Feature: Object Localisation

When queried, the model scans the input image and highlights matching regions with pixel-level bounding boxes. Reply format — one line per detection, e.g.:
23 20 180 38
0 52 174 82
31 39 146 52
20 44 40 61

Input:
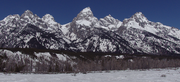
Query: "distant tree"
48 66 52 72
15 64 20 72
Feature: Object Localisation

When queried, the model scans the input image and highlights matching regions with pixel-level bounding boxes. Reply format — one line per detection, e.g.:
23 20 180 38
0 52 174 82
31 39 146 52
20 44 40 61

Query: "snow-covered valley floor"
1 68 180 82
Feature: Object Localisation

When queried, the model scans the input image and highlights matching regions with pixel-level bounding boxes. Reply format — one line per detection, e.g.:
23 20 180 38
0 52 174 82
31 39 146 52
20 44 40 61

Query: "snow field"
0 68 180 82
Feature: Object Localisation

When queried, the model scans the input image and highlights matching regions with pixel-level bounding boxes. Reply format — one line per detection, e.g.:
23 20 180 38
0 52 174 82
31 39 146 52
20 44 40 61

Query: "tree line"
1 48 180 73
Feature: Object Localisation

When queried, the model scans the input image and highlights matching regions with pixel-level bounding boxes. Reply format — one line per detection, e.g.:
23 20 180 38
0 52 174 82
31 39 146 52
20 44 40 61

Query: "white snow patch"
34 52 51 60
116 55 124 59
129 59 134 62
42 14 56 24
24 35 34 43
50 44 58 49
61 23 70 34
126 20 158 34
63 38 71 44
169 29 180 39
81 7 91 13
56 54 67 61
98 26 109 30
76 20 91 27
69 33 77 41
105 55 112 57
117 21 122 27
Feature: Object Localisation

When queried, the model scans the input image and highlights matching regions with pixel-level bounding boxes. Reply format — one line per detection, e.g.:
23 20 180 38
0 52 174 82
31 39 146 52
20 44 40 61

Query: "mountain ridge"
0 7 180 56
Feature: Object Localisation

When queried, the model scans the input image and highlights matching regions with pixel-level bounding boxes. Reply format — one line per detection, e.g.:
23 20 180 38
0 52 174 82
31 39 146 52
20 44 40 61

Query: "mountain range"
1 7 180 56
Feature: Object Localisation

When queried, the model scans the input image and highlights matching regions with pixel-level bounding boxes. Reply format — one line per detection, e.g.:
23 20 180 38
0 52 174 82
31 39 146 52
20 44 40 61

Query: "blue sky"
1 0 180 28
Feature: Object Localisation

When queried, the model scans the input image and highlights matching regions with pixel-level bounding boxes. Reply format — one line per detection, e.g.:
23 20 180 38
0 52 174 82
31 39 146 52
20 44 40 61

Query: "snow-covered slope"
0 10 69 50
116 12 180 55
0 7 180 55
42 14 61 32
99 14 122 31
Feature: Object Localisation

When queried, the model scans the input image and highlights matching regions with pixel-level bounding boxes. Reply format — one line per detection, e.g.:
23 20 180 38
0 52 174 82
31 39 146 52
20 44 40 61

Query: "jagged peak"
23 10 33 15
13 14 20 17
42 14 56 23
132 12 145 18
21 10 34 18
25 10 33 13
43 14 53 17
81 7 92 13
5 14 20 18
42 14 59 26
104 14 121 22
2 14 20 21
131 12 148 22
73 7 97 22
104 14 114 19
42 14 54 20
135 12 143 15
108 14 112 17
77 7 94 17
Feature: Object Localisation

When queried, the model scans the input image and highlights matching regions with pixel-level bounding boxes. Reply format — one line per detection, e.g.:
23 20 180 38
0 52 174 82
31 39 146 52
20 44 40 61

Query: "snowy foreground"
1 68 180 82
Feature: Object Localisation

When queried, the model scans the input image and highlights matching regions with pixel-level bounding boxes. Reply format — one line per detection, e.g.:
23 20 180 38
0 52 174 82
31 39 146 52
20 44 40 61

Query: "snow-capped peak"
134 12 143 16
1 7 180 56
108 14 112 17
131 12 148 22
81 7 92 13
104 14 118 23
0 14 20 26
104 14 113 20
20 10 35 19
77 7 94 18
3 14 20 20
98 14 122 31
41 14 61 31
21 10 33 16
72 7 98 27
42 14 55 23
24 10 33 14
